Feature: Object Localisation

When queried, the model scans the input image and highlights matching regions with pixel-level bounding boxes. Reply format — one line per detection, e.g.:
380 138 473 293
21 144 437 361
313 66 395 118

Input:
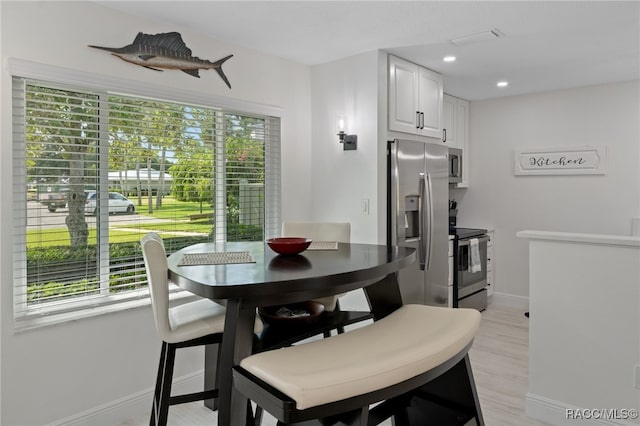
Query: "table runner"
178 252 255 266
307 241 338 250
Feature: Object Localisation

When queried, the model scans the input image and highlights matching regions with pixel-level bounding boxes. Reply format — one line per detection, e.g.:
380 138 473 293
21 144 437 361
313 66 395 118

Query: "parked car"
85 192 135 215
39 187 68 212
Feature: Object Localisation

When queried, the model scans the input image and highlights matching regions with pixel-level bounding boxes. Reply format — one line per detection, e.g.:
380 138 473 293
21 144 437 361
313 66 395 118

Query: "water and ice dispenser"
404 195 419 239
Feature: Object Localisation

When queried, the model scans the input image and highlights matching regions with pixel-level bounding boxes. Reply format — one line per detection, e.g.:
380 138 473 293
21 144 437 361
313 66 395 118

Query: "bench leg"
396 355 484 426
323 405 369 426
462 355 484 426
272 406 369 426
345 406 369 426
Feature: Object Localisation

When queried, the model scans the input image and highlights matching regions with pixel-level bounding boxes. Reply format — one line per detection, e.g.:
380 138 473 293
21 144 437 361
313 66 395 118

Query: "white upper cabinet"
417 67 443 138
442 94 469 150
443 93 470 187
442 94 458 147
388 55 443 140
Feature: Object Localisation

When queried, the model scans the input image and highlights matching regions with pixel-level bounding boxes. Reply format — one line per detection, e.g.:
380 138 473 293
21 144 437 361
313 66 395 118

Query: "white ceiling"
96 1 640 100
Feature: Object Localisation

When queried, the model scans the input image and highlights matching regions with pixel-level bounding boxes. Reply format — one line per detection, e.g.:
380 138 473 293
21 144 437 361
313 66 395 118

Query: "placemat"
307 241 338 250
178 252 255 266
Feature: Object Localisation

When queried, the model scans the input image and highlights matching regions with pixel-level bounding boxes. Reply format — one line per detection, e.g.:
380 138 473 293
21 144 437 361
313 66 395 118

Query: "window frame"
9 59 282 331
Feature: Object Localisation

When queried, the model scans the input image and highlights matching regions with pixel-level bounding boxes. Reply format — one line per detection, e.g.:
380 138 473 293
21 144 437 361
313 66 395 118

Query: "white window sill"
13 289 200 334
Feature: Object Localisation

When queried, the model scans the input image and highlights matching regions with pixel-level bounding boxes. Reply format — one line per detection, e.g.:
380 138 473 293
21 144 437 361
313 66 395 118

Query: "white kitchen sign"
514 145 607 175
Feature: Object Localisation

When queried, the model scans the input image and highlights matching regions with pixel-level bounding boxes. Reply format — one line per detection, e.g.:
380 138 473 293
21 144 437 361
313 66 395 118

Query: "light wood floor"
118 303 550 426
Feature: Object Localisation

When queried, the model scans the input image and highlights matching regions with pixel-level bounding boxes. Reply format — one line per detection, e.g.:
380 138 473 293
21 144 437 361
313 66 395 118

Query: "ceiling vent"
450 28 505 46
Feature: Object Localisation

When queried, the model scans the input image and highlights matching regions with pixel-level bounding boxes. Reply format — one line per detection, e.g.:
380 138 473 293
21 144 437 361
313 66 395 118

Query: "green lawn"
28 196 215 247
126 195 211 218
27 227 142 246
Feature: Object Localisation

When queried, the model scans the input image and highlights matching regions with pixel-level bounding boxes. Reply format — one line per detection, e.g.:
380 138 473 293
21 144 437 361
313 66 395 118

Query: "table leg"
216 299 257 426
364 273 404 320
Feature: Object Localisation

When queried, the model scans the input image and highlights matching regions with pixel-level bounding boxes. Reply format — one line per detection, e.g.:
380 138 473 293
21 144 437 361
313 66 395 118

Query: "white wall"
308 50 384 244
0 2 312 424
453 81 640 300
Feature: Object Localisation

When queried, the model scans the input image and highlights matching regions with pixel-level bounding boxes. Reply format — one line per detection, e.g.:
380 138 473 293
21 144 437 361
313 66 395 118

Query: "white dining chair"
281 222 351 312
141 232 262 425
279 222 373 339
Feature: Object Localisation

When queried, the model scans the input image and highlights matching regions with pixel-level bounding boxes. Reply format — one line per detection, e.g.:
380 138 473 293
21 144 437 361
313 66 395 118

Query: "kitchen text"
529 156 586 168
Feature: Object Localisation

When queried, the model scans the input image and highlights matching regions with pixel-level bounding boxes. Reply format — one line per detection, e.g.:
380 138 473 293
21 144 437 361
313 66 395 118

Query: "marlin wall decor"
89 32 233 89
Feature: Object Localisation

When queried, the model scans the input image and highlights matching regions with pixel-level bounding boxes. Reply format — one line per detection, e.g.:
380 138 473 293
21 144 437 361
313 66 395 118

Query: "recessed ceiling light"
443 56 456 63
497 81 509 88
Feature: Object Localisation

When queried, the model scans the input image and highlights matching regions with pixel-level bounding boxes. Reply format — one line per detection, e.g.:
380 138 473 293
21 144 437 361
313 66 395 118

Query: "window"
12 77 281 326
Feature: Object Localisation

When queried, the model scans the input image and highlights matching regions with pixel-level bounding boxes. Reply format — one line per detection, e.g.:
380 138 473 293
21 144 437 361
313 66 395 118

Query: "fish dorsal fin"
131 32 193 57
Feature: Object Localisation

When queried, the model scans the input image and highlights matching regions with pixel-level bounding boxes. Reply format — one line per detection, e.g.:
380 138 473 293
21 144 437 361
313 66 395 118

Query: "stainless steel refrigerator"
387 139 450 307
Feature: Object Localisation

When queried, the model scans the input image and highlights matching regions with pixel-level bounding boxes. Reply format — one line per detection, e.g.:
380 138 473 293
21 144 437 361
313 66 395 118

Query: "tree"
224 114 266 223
26 85 99 249
169 106 217 210
170 150 214 212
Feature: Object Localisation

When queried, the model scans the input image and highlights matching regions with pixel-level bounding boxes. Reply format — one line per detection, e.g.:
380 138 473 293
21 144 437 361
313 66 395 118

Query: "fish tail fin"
212 54 233 89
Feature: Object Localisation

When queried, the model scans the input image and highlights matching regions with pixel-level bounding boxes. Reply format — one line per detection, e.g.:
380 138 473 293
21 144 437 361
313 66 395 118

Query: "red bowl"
266 237 312 255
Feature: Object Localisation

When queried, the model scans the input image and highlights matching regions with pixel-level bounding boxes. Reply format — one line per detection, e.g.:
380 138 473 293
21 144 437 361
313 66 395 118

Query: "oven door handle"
457 235 490 247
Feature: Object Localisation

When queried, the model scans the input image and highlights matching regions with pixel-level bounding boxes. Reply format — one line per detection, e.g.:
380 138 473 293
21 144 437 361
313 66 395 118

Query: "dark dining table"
167 241 416 426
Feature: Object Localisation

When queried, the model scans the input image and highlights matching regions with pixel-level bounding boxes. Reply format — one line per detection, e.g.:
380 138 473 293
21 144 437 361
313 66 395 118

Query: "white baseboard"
526 393 639 426
49 370 205 426
489 291 529 310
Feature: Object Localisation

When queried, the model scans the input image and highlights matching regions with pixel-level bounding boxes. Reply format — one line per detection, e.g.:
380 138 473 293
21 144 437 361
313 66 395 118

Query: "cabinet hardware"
443 128 447 142
416 111 420 129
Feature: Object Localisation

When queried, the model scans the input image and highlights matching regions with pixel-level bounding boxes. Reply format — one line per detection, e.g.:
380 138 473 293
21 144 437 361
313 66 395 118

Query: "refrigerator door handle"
418 176 426 270
423 172 434 270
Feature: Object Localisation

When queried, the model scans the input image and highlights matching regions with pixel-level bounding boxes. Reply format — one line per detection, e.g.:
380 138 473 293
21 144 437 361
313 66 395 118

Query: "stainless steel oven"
452 228 488 311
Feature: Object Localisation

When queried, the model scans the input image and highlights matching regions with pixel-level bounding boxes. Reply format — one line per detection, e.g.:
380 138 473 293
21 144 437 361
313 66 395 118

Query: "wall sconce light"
336 116 357 151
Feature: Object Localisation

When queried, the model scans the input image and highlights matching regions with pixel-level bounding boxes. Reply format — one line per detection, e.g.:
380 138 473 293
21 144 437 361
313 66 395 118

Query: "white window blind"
12 77 281 322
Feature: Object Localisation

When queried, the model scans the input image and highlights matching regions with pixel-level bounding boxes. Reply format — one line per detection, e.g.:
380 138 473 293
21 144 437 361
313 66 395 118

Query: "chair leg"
150 341 176 426
150 342 167 426
203 342 221 411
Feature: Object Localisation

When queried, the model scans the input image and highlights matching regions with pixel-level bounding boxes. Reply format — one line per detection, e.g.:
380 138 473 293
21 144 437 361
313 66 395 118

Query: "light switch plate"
361 199 370 215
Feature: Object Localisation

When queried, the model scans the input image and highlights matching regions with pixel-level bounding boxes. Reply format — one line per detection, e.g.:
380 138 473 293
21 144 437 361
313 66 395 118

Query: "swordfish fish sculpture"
89 32 233 89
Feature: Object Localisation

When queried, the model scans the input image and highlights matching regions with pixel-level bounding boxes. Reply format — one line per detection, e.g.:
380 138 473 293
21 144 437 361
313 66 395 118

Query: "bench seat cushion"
239 304 481 410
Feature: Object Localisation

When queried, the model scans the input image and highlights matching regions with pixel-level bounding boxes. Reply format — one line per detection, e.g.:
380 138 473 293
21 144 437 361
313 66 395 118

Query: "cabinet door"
388 56 419 134
486 231 494 296
456 98 468 150
457 98 470 187
418 67 443 139
442 94 458 147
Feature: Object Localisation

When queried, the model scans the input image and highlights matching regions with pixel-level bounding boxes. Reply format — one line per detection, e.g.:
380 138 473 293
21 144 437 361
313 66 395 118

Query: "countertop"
517 230 640 247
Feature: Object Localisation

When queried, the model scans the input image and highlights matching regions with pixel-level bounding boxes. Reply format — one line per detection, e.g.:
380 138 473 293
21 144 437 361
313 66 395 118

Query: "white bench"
234 304 484 425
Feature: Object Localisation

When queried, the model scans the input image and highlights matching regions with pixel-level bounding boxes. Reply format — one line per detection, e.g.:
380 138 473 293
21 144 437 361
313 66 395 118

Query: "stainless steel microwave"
449 148 462 184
